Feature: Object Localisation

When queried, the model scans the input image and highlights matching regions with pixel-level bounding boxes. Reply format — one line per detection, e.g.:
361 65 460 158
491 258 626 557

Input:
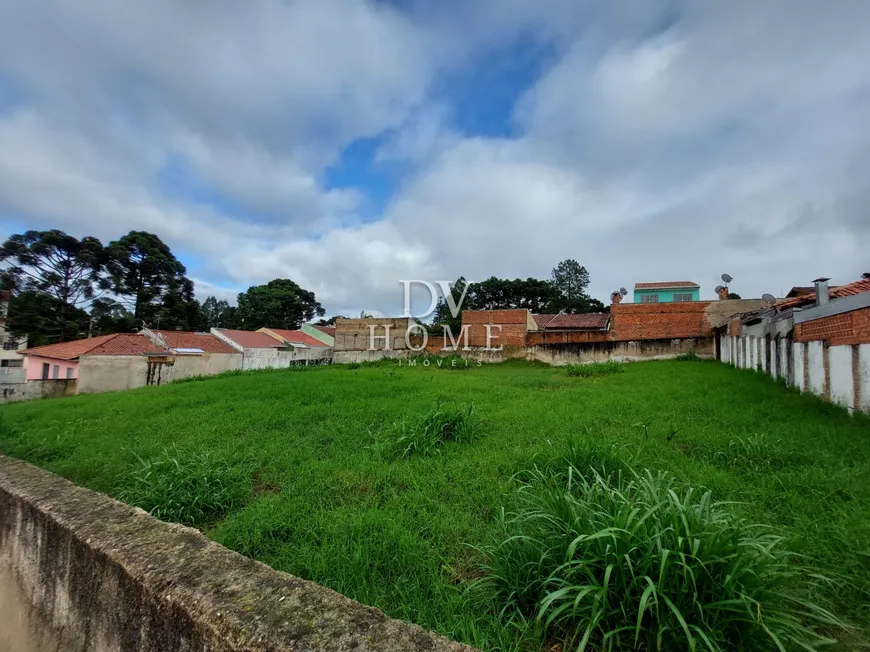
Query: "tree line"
431 259 605 332
0 230 324 346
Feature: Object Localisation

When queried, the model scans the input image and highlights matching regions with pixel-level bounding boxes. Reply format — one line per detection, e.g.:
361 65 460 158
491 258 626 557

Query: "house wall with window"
23 355 79 381
633 282 700 304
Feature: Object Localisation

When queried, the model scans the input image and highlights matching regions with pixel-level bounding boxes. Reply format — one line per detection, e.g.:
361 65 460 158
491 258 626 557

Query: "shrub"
476 465 840 651
566 361 625 378
346 362 362 370
675 352 701 361
375 403 481 460
115 446 251 526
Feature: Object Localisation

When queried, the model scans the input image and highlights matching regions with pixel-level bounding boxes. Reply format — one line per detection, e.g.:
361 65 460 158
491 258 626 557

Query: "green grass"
566 361 626 377
1 360 869 650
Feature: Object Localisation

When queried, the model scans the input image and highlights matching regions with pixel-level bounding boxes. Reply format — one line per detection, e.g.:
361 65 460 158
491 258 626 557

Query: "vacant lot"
1 360 868 650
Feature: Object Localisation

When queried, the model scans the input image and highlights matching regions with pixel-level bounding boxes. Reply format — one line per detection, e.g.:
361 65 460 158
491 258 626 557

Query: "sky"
1 0 868 318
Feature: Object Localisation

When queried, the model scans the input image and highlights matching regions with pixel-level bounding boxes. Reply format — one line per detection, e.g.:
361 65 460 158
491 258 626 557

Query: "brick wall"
462 309 530 347
794 307 870 346
610 302 713 341
525 330 611 345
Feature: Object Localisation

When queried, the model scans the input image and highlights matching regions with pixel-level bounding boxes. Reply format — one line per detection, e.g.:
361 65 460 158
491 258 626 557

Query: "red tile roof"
635 281 699 290
533 313 610 330
215 329 283 349
776 278 870 309
262 329 329 347
152 330 240 354
20 333 158 360
312 325 336 337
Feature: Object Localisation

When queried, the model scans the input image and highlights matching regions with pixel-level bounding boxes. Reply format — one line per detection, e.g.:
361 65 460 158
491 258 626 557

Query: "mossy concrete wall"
0 455 475 652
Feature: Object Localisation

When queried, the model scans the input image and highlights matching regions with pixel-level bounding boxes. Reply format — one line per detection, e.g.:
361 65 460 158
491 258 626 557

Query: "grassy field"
1 359 868 650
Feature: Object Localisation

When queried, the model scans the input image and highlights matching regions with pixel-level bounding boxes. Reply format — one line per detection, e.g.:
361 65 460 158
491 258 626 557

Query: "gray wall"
0 379 77 404
721 332 870 413
0 455 474 652
242 346 332 370
78 353 242 394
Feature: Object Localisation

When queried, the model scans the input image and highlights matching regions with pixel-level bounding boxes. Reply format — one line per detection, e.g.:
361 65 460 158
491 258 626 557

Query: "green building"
633 281 700 303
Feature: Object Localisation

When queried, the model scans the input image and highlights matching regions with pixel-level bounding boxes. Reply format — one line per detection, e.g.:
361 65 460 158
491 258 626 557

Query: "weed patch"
565 361 625 377
374 403 481 460
674 351 701 361
115 446 251 526
476 464 842 651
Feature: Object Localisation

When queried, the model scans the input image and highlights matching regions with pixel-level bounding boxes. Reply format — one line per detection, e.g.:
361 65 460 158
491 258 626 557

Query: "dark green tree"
315 316 338 326
6 291 90 346
728 292 742 300
89 298 137 336
235 279 324 330
200 296 237 329
0 230 108 341
549 259 596 313
106 231 197 328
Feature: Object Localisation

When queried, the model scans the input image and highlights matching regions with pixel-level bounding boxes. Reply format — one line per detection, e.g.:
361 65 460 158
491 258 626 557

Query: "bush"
374 403 481 460
476 465 840 651
566 361 625 378
115 446 251 526
675 352 701 361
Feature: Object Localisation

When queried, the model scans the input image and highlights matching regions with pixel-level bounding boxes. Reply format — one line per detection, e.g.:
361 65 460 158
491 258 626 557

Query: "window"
673 293 694 302
639 294 659 303
66 367 74 379
42 362 50 380
3 340 19 350
52 365 60 379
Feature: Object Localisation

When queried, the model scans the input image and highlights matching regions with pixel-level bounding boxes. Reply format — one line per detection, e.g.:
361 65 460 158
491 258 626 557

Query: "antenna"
762 293 777 305
619 287 628 296
714 285 725 294
721 273 733 284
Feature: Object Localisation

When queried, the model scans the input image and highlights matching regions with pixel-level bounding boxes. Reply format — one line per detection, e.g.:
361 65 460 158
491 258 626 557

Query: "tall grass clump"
374 403 481 460
476 465 840 651
565 361 625 378
115 446 251 526
675 351 701 361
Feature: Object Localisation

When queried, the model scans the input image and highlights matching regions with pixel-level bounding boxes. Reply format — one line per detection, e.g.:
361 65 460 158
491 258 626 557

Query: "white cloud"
1 0 869 316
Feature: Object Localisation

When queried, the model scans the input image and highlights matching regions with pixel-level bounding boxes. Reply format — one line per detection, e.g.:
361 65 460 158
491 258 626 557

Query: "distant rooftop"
635 281 700 290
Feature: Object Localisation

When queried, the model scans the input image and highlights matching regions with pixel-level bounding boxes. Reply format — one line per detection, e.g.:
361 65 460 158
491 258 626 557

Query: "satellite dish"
714 285 725 293
619 287 628 296
721 273 733 284
762 293 777 305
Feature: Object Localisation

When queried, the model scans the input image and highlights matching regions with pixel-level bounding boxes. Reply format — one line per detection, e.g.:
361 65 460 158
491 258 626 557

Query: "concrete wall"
78 353 243 394
242 346 332 370
0 455 473 652
720 332 870 414
334 318 413 352
0 380 77 404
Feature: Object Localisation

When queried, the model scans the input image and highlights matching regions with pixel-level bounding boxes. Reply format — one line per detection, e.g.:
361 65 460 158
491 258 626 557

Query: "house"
19 333 162 381
0 290 27 373
215 327 332 369
634 281 700 304
721 276 870 412
301 324 336 346
257 328 332 349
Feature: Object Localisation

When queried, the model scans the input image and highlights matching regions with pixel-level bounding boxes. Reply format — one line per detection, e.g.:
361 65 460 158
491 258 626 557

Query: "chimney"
813 277 830 306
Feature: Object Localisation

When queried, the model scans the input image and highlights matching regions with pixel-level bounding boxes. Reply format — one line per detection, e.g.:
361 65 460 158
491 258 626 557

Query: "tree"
316 316 338 326
89 298 137 336
728 292 742 300
151 278 202 331
200 296 236 329
106 231 193 326
550 259 596 313
0 230 108 341
6 291 90 347
235 279 324 330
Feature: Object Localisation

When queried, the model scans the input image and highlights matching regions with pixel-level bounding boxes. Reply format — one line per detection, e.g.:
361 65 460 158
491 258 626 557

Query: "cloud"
1 0 868 316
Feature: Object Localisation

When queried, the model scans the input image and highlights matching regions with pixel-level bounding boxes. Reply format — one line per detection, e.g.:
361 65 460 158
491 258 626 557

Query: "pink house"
21 334 161 380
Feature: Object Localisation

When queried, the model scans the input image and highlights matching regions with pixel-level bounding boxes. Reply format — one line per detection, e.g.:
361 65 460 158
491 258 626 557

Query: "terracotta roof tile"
20 334 124 360
775 278 870 309
533 313 609 330
215 329 283 349
262 329 330 347
312 325 336 337
87 334 164 356
635 281 699 290
152 330 240 354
